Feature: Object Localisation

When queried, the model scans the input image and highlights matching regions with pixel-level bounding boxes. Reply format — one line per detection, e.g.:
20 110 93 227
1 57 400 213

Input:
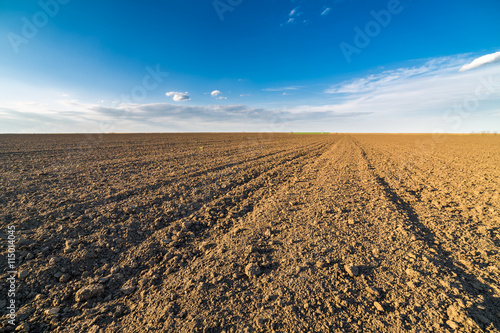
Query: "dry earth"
1 133 500 333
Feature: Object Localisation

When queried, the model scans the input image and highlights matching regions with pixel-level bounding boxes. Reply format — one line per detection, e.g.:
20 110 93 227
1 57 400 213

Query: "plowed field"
1 133 499 332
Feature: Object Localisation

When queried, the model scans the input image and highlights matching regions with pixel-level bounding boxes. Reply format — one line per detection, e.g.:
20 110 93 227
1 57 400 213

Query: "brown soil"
1 133 499 333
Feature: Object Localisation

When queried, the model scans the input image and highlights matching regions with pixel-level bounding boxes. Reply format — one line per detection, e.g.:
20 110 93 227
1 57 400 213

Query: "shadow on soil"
375 174 500 331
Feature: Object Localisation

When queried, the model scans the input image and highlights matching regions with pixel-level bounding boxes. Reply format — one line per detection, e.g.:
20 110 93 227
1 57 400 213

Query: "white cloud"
321 8 331 16
282 6 302 25
459 51 500 72
210 90 227 100
166 91 190 102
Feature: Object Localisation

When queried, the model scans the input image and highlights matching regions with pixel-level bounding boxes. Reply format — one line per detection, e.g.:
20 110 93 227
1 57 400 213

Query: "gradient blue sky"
1 0 499 132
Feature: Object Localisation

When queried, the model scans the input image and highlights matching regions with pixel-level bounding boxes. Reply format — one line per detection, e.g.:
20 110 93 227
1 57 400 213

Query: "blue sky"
0 0 499 132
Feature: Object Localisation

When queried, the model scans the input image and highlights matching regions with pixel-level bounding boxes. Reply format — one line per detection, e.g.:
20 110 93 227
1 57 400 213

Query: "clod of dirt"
198 242 212 252
246 245 257 253
366 286 380 296
316 259 327 269
65 239 78 250
374 301 384 312
75 284 104 302
197 282 208 291
344 264 359 277
18 270 29 279
245 263 261 278
45 308 60 316
48 257 59 265
120 286 135 295
59 274 71 283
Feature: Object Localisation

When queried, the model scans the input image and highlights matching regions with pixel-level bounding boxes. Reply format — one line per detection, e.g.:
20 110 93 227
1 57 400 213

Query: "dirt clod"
75 284 104 302
366 286 380 296
245 263 261 278
18 270 29 279
374 301 384 312
45 308 60 316
344 264 359 277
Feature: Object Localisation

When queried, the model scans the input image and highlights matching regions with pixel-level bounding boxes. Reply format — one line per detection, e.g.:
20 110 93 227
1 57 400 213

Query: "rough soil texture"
1 133 500 333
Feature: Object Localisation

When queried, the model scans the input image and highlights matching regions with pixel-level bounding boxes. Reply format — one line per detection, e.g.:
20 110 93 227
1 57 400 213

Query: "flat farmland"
1 133 500 332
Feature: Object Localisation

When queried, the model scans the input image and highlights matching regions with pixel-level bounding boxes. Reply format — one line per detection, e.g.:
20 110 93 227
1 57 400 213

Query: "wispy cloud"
263 86 302 92
321 7 331 16
283 6 302 25
325 63 445 94
459 51 500 72
165 91 190 102
323 55 500 127
282 1 343 26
